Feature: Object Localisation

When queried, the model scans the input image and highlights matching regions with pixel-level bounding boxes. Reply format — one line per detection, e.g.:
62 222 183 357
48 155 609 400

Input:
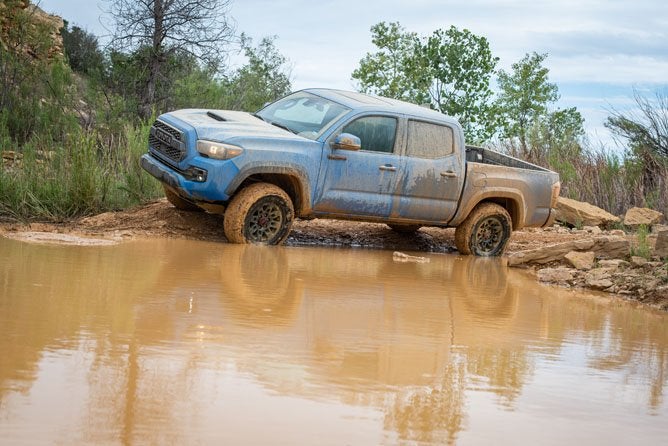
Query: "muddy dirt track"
2 199 666 311
0 199 587 252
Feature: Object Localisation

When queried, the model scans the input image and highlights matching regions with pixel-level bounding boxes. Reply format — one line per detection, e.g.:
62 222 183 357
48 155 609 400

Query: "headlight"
196 140 243 160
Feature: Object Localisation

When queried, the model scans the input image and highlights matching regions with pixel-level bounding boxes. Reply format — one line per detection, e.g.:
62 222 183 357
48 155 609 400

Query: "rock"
623 207 664 228
583 225 603 234
652 224 668 234
508 236 629 266
584 268 614 290
598 259 630 269
609 229 626 236
630 256 648 267
587 278 614 290
654 229 668 259
555 197 620 227
537 267 575 284
392 251 429 264
564 251 595 270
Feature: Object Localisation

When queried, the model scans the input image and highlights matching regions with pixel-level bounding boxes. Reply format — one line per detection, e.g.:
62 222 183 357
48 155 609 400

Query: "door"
313 115 401 218
392 120 465 223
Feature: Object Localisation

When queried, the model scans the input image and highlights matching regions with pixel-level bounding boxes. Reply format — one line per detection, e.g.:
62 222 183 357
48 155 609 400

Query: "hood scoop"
206 111 227 122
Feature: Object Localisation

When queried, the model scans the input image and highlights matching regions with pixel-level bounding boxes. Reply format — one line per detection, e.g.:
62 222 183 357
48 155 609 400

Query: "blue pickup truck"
140 89 560 256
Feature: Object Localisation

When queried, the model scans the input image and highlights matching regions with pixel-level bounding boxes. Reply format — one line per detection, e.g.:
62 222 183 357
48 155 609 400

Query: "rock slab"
555 197 620 227
623 207 664 228
508 236 629 266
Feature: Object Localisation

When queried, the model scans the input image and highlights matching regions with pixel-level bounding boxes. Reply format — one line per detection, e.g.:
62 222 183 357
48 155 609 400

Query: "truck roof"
302 88 462 129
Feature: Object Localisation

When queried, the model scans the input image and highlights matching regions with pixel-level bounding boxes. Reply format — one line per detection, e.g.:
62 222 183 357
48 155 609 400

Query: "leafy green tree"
61 21 104 75
223 34 292 111
352 22 498 143
352 22 428 104
497 52 559 157
417 26 499 142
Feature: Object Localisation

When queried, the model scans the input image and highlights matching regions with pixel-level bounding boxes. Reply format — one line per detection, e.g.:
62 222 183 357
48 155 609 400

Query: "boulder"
508 236 630 266
654 229 668 259
564 251 595 270
555 197 620 227
537 267 576 284
623 207 664 228
584 268 614 290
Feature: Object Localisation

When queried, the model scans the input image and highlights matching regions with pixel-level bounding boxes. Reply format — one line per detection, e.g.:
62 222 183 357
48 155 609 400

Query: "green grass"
0 123 162 222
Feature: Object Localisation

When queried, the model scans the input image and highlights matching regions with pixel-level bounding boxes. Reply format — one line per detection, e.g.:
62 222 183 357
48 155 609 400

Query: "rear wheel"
223 183 294 245
455 203 512 256
163 185 202 212
387 224 422 234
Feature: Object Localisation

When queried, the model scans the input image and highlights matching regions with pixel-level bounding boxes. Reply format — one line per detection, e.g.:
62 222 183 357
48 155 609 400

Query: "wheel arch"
227 166 312 217
451 191 526 231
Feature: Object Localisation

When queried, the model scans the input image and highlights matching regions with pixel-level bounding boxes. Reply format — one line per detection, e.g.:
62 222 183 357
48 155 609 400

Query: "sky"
38 0 668 147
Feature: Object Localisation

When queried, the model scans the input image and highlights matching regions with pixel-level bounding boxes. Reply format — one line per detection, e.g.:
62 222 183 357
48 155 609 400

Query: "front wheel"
223 183 294 245
455 203 512 256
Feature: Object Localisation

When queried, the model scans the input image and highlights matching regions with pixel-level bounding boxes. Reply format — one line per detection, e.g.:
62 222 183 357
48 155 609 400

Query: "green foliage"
352 22 427 104
222 34 292 111
61 20 104 75
352 22 499 143
631 225 652 260
497 52 559 156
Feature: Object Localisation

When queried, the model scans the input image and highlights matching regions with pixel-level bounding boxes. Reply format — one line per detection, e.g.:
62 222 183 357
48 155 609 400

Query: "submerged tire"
223 183 294 245
163 186 202 212
454 202 512 256
387 224 422 234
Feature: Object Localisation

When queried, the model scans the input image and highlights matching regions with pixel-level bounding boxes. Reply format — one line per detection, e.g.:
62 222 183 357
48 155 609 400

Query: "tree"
223 34 292 111
352 22 499 143
61 21 104 75
416 26 499 142
351 22 428 104
496 52 559 157
105 0 235 118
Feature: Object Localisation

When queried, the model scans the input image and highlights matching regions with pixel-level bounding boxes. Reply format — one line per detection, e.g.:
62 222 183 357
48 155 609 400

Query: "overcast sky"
39 0 668 147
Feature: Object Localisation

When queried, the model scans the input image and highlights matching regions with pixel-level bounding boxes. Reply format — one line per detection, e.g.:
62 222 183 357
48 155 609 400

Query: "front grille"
149 120 186 164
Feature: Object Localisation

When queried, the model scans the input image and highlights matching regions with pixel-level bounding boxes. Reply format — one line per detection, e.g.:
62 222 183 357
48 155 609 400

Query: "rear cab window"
406 120 454 159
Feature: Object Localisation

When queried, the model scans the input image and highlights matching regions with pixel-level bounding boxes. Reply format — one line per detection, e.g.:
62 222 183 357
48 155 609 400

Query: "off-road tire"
454 202 512 256
163 185 202 212
387 224 422 234
223 183 294 245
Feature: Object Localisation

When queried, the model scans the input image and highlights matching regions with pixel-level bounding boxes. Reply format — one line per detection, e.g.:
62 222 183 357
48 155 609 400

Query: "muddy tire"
387 224 422 234
223 183 294 245
454 202 512 256
163 186 202 212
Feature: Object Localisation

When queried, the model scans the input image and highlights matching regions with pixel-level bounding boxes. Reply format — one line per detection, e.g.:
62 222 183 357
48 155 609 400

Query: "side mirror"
331 133 361 151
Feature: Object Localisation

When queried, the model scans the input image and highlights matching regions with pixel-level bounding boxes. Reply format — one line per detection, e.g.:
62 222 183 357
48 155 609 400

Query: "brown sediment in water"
0 239 666 445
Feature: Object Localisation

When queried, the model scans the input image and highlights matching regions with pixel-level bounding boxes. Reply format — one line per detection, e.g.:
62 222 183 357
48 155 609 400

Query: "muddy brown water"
0 237 666 445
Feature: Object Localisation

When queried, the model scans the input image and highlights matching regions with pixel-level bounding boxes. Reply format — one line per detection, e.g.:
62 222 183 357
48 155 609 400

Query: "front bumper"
140 153 236 202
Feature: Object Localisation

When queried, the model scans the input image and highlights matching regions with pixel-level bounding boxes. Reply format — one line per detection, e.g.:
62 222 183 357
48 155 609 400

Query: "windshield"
256 92 350 140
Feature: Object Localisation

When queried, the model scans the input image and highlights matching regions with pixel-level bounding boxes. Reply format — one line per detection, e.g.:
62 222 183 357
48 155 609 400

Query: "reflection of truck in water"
141 89 561 255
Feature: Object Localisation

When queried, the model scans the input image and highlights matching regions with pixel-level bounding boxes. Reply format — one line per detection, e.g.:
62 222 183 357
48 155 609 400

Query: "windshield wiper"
268 120 297 134
251 112 265 121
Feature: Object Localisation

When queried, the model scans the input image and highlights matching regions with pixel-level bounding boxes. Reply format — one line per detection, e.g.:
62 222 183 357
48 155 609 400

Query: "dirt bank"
1 199 666 310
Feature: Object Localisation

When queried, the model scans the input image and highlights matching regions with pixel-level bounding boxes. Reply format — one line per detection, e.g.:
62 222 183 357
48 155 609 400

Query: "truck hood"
167 109 306 143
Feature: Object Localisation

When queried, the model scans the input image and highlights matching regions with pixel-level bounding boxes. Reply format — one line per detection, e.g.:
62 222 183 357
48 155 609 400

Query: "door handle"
379 165 397 172
328 154 347 161
440 170 457 178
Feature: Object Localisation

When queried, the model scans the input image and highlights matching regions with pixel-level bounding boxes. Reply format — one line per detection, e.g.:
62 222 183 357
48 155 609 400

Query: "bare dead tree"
105 0 235 118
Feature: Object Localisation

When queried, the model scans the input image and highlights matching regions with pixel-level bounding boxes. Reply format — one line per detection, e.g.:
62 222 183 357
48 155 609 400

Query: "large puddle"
0 237 666 445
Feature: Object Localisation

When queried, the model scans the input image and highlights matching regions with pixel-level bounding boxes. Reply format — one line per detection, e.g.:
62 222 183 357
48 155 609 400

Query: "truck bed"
465 145 550 172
